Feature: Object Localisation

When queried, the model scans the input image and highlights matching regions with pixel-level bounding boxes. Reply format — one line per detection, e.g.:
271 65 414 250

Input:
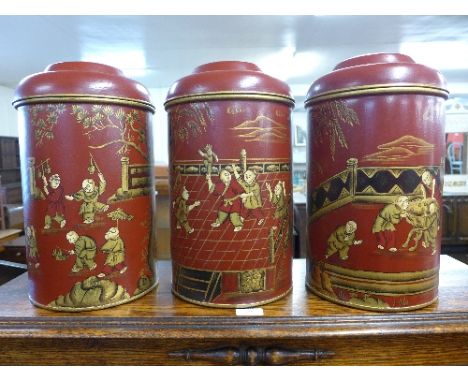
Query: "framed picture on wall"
294 124 307 146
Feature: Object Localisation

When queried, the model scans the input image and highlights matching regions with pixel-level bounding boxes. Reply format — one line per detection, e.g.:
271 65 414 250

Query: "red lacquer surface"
166 61 294 307
305 53 448 311
14 62 156 311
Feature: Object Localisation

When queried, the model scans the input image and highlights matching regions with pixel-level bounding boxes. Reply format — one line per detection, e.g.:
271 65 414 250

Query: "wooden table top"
0 256 467 333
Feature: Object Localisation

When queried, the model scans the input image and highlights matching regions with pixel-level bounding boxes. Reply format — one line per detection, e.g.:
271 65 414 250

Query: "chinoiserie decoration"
13 62 157 311
305 53 448 311
165 61 294 307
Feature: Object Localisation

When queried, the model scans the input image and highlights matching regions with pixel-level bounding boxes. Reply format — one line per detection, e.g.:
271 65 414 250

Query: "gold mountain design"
230 115 288 143
364 147 416 161
363 135 435 162
377 135 434 152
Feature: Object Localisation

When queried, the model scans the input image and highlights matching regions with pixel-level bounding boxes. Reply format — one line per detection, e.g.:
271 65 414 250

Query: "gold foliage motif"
312 100 359 161
71 105 148 159
29 104 66 146
170 102 214 144
48 276 130 309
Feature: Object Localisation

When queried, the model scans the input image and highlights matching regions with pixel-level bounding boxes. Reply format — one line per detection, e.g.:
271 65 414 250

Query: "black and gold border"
172 286 292 309
306 282 437 312
305 83 449 106
164 91 295 109
173 161 291 176
307 262 439 311
324 263 439 282
13 94 156 113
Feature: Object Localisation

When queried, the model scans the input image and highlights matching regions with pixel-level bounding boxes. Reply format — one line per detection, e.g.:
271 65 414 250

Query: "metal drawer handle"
169 346 334 365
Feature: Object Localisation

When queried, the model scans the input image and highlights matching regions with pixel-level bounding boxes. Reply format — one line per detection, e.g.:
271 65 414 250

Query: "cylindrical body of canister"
305 53 448 311
165 61 294 307
13 62 158 311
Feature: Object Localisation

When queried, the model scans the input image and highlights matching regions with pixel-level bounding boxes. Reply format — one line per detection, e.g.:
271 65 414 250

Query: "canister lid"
13 61 155 113
164 60 295 109
305 53 449 106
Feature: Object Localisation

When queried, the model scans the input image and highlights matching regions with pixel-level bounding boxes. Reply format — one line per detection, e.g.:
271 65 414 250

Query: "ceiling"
1 15 468 105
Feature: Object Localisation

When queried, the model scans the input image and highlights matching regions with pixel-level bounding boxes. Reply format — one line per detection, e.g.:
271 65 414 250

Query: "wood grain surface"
0 256 467 365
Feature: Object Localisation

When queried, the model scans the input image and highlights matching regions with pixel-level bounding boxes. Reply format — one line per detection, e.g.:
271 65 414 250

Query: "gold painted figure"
99 227 127 277
66 231 97 273
26 226 39 269
403 198 440 254
233 166 264 225
266 181 288 223
207 170 245 232
372 196 409 252
174 186 201 234
419 170 436 199
423 200 440 256
198 144 218 176
325 220 362 260
66 172 109 224
42 173 66 230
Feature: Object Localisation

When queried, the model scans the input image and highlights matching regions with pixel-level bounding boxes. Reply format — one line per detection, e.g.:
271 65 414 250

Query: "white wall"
149 87 170 165
0 86 19 137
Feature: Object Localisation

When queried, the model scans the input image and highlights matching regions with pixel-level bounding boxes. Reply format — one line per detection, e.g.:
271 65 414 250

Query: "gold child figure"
266 181 288 224
198 144 218 177
174 187 201 234
42 173 66 229
207 169 245 232
233 166 264 225
325 220 362 260
99 227 127 278
422 200 440 256
26 226 40 269
65 231 97 273
372 196 409 252
66 172 109 224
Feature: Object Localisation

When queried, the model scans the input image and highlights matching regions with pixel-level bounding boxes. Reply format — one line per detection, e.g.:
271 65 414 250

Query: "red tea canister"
305 53 448 311
13 62 157 311
165 61 294 307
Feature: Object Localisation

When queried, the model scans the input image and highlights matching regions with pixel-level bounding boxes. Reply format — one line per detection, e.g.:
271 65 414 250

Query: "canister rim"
164 90 295 109
304 82 449 106
12 93 155 113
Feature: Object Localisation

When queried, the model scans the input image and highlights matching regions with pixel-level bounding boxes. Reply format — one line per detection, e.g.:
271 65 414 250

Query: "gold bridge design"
310 158 441 221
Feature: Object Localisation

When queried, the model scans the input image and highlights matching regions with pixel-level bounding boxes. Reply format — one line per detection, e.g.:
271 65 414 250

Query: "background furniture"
447 142 464 174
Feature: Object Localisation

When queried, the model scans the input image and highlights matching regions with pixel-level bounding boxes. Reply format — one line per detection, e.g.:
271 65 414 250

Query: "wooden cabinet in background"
0 136 22 205
442 195 468 248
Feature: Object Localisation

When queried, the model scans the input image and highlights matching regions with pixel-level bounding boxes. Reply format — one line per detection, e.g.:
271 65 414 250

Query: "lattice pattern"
171 170 291 273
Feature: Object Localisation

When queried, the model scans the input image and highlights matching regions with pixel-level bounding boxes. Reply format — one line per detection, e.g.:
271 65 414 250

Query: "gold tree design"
30 104 66 146
312 100 359 161
170 102 214 143
71 105 148 159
